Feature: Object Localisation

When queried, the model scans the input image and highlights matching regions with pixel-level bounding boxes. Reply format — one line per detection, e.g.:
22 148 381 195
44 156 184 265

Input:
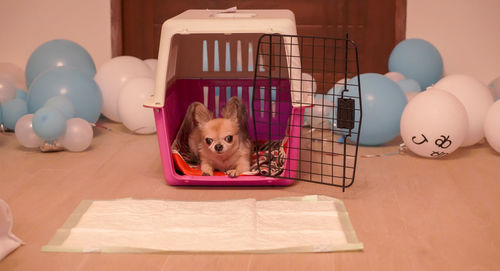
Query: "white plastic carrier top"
144 8 312 108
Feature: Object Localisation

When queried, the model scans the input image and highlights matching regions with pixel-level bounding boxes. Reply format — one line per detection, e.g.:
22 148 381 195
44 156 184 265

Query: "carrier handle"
212 6 256 18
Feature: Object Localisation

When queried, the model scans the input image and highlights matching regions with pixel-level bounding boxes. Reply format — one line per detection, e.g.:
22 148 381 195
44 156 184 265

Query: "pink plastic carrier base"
154 78 301 186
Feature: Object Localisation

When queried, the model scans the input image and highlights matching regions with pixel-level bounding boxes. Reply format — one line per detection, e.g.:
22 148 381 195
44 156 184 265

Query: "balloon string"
308 137 408 158
92 123 112 131
361 143 408 158
276 126 409 158
132 127 146 133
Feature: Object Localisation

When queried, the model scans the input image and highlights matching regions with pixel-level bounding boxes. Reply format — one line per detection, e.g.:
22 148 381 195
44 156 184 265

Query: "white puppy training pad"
42 195 363 253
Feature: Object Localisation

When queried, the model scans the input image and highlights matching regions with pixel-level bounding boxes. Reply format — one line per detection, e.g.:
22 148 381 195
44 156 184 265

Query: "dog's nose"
215 144 223 152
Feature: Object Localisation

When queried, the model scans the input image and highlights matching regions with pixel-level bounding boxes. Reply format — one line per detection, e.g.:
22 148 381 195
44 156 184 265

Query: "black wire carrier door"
252 34 362 191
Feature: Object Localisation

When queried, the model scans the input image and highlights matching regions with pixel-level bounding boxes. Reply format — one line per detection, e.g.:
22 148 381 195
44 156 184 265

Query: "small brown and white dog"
177 97 251 177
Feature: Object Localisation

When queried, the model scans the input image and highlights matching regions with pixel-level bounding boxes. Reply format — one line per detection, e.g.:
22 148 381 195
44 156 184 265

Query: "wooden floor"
1 119 499 270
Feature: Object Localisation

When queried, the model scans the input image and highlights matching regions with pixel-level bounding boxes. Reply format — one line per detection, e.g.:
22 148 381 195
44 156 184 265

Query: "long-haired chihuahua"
177 97 251 177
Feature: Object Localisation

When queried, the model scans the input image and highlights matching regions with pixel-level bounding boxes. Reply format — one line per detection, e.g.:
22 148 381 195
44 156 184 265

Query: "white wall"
407 0 500 84
0 0 111 87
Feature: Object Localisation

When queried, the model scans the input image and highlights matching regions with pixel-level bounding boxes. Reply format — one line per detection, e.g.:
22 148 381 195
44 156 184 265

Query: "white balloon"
434 74 494 146
300 73 317 93
405 91 420 102
0 77 16 105
144 58 158 75
304 95 334 128
118 77 156 134
400 89 468 158
61 118 93 152
385 71 405 82
0 62 25 89
484 100 500 153
14 114 43 148
94 56 153 122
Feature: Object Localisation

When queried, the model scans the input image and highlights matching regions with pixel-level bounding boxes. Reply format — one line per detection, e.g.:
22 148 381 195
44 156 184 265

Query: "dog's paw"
226 169 239 178
200 163 214 176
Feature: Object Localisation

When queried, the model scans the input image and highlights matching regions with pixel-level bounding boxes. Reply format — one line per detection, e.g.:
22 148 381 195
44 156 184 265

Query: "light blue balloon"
396 79 422 93
44 95 75 120
388 38 443 89
32 107 67 141
330 73 407 146
488 77 500 101
25 39 96 87
326 84 347 101
28 67 102 123
16 89 27 101
2 98 28 130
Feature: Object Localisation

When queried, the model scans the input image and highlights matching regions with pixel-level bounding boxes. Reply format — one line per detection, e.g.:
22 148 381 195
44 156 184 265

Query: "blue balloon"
330 73 407 146
2 98 28 130
25 39 96 87
28 67 102 123
44 95 75 120
388 38 443 89
16 89 27 101
32 107 67 141
396 79 422 93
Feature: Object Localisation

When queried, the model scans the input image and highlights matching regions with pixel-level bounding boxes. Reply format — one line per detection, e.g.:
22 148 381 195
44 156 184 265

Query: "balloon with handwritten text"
400 89 468 158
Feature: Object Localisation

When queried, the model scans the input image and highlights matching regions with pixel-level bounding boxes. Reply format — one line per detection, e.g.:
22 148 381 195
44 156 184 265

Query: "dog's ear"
222 97 249 136
192 102 212 126
179 102 211 132
174 102 211 163
222 97 248 124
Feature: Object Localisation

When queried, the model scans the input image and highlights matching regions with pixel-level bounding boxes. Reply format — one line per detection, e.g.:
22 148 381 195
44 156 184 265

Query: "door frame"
110 0 406 58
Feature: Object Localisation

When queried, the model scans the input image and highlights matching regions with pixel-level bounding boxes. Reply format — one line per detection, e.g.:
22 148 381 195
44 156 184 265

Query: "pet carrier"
144 9 362 190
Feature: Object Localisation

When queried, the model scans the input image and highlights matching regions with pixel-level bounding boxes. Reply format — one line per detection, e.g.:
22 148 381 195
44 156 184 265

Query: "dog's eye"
225 135 233 143
205 138 213 145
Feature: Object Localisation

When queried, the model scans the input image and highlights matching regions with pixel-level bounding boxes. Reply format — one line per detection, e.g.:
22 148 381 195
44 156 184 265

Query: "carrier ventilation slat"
199 85 278 121
201 40 263 73
213 40 220 71
225 42 231 72
236 40 243 72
